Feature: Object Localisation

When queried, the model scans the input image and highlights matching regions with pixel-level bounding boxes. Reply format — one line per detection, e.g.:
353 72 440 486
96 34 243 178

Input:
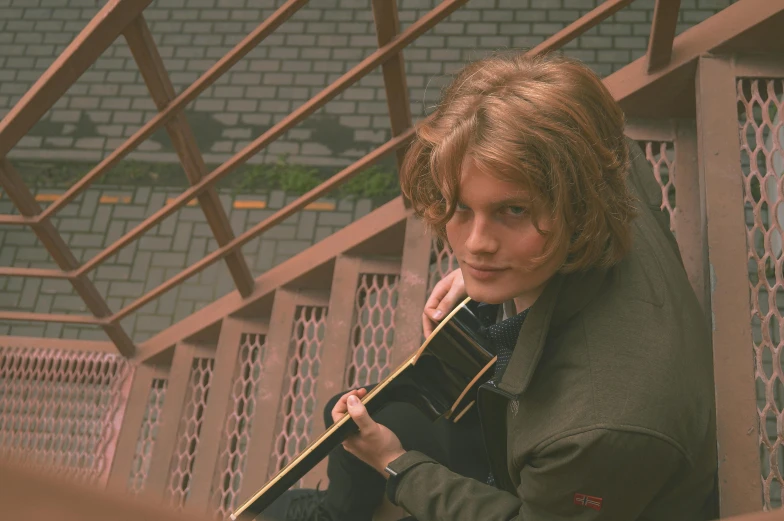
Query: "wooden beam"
238 289 300 503
673 119 709 315
0 311 104 325
107 130 415 324
0 335 116 353
37 0 308 221
136 196 410 363
0 159 135 356
303 255 362 489
186 317 258 515
696 55 761 516
371 0 413 177
388 216 431 370
123 15 256 298
646 0 681 73
58 0 466 271
106 363 156 493
529 0 634 56
604 0 784 118
143 342 196 501
0 267 71 279
0 0 154 158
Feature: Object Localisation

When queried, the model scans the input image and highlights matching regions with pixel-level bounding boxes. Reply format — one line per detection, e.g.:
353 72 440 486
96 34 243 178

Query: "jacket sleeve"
389 428 684 521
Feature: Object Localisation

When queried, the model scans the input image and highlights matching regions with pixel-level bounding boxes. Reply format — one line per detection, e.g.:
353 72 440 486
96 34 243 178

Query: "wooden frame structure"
0 0 783 518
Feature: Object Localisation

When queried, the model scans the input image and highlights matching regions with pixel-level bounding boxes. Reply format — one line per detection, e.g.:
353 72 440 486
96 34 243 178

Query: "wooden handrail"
37 0 309 222
111 128 415 323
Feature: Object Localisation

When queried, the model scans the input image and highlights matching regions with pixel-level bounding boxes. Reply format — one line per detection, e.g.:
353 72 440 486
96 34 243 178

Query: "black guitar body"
231 297 495 520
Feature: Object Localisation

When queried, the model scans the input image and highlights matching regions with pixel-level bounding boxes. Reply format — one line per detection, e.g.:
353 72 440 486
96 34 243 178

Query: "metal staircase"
1 0 783 519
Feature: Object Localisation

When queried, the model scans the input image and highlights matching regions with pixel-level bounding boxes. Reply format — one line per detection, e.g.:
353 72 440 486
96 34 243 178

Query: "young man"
265 51 717 521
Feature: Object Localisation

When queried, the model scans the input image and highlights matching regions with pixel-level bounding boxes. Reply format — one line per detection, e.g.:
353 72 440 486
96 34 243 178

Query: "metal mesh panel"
128 378 167 494
738 77 784 509
0 346 131 484
346 274 399 388
427 236 459 297
642 141 677 232
167 357 215 509
210 334 267 519
269 306 327 483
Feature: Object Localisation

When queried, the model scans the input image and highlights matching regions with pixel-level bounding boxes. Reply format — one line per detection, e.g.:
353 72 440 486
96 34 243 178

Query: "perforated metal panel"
0 346 131 485
210 334 267 519
642 140 677 232
738 77 784 509
427 236 460 297
167 357 214 509
345 274 399 388
269 306 327 483
128 378 167 494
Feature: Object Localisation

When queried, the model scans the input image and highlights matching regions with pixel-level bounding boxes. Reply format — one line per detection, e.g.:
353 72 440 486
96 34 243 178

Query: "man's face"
445 156 566 312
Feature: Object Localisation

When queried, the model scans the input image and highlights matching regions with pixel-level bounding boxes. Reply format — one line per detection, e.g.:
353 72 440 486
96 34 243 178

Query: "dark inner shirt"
475 302 530 383
474 302 530 487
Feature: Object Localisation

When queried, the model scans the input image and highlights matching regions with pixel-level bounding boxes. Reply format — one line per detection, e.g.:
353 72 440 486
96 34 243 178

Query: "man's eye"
506 206 526 216
455 201 469 211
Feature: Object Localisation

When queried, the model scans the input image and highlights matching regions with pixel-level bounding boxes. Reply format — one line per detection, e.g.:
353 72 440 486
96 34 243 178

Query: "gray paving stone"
96 265 131 280
296 211 317 241
314 225 335 242
318 212 353 227
152 251 186 268
52 294 86 311
110 281 144 298
18 278 41 309
5 276 23 292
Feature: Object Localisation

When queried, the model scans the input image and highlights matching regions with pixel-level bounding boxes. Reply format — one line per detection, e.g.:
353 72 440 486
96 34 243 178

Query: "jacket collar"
496 267 608 397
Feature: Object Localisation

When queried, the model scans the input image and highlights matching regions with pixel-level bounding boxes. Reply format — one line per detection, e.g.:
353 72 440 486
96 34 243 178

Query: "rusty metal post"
304 255 362 489
696 54 761 516
185 317 262 515
106 363 156 493
388 215 431 369
239 289 299 499
673 119 710 315
143 342 196 500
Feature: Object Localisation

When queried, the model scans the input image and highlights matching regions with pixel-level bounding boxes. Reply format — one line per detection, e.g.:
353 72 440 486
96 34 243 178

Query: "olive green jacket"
387 140 718 520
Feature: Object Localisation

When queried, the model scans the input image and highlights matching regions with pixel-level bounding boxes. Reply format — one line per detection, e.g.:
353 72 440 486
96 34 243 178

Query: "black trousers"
320 386 490 521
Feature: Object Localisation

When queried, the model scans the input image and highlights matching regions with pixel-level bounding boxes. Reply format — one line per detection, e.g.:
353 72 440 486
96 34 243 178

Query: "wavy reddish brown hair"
399 52 636 273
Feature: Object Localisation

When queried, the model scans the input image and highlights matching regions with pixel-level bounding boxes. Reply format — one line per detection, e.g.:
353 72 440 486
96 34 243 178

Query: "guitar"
231 296 496 520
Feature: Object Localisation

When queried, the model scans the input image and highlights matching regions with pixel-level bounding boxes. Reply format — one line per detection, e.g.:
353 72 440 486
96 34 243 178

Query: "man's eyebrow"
493 197 531 205
456 196 531 207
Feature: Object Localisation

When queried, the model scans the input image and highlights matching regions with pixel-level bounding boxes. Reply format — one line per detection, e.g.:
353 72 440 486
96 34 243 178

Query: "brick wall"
0 0 732 170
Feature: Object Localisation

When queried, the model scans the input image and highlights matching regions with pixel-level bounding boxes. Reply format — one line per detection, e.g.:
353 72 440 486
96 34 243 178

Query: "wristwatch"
384 465 403 505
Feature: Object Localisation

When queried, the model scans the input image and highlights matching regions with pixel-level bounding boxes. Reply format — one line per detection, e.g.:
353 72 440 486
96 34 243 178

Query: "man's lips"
464 262 505 271
464 263 508 280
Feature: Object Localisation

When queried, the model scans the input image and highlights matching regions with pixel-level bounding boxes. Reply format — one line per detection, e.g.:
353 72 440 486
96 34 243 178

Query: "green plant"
338 165 399 199
12 155 402 200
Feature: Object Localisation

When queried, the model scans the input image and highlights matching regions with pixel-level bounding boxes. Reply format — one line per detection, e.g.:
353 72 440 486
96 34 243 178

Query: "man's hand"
422 268 466 338
331 388 406 475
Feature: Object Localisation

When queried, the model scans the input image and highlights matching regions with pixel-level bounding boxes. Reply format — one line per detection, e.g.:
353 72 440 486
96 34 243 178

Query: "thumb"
346 394 374 431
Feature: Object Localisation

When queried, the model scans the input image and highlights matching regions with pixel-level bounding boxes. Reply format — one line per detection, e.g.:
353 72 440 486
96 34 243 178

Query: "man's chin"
465 283 509 305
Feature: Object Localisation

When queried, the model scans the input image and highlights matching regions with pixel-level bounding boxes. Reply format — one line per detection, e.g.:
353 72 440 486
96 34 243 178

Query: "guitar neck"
232 361 417 519
232 297 495 520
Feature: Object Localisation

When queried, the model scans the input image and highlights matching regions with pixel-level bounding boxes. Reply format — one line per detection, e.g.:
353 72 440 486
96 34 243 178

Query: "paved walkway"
0 185 375 343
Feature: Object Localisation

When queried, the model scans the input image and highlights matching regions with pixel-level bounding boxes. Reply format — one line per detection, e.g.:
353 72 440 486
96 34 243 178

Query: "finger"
346 394 375 432
422 313 434 338
423 271 455 319
435 279 466 319
331 389 368 423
